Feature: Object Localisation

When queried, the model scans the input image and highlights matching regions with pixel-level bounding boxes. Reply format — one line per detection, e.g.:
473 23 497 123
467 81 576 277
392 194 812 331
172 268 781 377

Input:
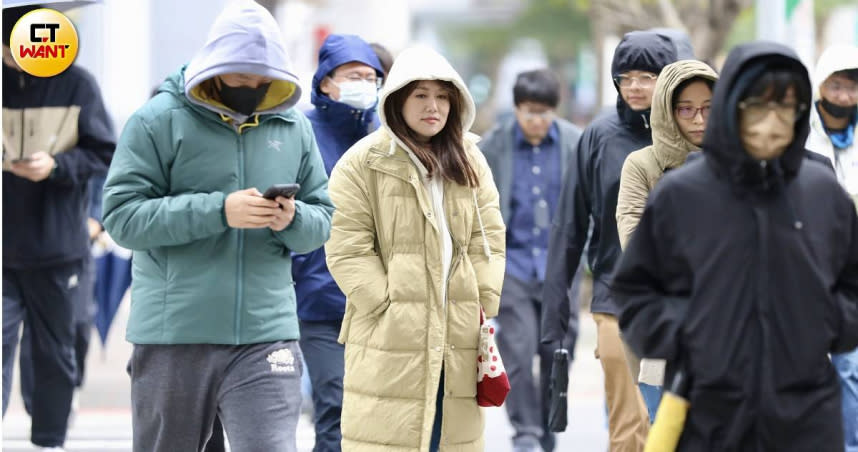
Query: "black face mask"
820 98 857 119
218 80 271 116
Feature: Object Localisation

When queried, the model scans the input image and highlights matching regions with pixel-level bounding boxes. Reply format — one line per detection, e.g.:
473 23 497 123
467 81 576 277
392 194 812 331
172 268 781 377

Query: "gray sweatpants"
128 340 303 452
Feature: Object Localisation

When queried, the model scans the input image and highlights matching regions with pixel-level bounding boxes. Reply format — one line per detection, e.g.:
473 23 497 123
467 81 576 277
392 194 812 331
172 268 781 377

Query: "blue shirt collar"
513 120 558 149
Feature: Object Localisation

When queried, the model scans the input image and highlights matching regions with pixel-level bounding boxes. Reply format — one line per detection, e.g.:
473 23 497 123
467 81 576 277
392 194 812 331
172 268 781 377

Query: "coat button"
435 346 442 352
450 344 456 350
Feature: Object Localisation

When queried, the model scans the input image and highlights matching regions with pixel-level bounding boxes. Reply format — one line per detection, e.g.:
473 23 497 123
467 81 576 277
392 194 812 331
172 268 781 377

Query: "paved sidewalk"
2 295 608 451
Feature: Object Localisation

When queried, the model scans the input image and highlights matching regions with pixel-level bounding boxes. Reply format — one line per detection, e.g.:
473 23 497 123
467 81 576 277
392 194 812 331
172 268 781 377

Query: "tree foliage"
440 0 591 71
590 0 752 63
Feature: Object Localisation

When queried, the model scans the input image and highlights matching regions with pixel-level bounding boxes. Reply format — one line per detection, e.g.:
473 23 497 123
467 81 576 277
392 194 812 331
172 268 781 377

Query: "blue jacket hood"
311 34 383 107
295 34 382 322
183 0 301 120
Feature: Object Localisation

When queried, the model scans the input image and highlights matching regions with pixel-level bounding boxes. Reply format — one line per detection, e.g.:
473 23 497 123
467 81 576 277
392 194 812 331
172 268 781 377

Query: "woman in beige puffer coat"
325 46 506 452
616 59 718 418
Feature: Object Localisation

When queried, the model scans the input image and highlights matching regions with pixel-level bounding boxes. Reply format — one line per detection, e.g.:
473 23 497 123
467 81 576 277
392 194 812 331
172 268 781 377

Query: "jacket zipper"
19 109 25 160
750 203 768 444
234 125 245 344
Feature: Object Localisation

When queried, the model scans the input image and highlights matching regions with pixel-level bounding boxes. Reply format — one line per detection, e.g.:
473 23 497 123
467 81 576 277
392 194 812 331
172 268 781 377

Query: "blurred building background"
64 0 858 143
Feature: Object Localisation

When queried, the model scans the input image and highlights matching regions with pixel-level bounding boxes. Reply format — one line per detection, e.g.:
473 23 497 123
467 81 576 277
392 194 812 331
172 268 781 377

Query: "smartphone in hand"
262 183 300 200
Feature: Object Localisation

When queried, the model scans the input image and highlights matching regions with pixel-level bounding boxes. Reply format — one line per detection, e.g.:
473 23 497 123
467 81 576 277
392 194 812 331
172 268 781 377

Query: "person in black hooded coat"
541 29 681 451
611 41 858 451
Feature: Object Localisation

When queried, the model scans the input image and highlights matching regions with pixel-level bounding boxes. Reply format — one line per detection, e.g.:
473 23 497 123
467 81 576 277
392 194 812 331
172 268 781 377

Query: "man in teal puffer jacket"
101 1 333 451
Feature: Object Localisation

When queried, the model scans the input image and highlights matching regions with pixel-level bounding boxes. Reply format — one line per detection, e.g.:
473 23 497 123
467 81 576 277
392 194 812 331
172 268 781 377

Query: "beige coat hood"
649 59 719 170
378 46 476 144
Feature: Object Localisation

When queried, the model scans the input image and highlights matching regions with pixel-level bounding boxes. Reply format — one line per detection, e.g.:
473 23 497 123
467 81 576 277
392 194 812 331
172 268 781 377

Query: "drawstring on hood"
183 0 301 122
473 189 492 259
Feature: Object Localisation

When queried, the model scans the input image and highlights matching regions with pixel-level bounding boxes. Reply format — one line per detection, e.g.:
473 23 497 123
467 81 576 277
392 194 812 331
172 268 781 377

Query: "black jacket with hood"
541 30 679 345
3 64 115 269
611 42 858 451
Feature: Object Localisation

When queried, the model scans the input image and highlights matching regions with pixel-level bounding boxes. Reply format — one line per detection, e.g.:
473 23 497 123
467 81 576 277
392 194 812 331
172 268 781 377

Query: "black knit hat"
3 5 42 46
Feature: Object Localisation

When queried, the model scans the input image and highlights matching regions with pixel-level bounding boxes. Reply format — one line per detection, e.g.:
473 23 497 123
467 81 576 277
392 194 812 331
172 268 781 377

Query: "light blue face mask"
332 79 378 110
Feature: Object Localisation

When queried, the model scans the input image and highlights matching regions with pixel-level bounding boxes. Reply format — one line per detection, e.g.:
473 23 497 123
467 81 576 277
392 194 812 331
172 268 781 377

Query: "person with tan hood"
616 60 718 420
325 46 506 452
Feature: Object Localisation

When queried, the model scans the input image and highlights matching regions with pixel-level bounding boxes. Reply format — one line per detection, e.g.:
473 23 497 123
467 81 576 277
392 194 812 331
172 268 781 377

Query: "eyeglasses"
823 81 858 98
675 105 710 120
518 109 555 121
737 99 807 122
614 73 658 88
332 72 382 89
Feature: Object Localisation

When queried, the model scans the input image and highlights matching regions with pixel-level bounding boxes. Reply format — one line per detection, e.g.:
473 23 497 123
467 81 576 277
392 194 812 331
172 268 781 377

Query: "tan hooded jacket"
325 46 506 452
617 60 718 249
616 60 717 386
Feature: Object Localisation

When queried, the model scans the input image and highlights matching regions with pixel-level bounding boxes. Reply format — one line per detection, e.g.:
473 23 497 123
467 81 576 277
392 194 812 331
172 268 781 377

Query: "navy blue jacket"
293 34 382 322
3 64 115 269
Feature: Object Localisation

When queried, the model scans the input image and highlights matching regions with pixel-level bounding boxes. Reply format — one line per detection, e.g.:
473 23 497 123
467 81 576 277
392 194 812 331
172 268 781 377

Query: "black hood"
648 27 696 59
703 41 812 191
611 30 679 131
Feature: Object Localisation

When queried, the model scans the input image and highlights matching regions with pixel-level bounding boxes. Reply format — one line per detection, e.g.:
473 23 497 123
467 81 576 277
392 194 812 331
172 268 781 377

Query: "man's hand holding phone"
268 195 295 231
10 151 55 182
262 184 299 231
225 185 298 231
225 188 284 229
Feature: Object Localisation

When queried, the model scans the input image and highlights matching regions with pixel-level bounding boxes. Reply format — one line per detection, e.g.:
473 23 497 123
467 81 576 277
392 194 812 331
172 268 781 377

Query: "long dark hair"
384 80 480 188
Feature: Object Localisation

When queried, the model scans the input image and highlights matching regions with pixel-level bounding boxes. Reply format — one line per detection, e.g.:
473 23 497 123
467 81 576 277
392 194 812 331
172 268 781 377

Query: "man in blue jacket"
2 5 115 450
292 33 383 452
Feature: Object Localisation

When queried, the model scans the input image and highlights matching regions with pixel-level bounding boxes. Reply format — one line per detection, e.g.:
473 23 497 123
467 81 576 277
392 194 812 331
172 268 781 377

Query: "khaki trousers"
593 313 649 452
